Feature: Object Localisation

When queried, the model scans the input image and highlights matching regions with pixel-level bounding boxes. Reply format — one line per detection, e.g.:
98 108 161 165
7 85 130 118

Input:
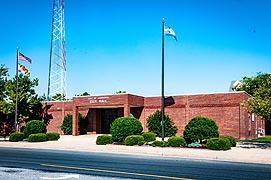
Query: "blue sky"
0 0 270 98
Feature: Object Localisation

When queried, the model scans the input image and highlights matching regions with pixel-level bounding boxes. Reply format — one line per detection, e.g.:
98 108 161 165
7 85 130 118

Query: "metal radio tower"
47 0 66 101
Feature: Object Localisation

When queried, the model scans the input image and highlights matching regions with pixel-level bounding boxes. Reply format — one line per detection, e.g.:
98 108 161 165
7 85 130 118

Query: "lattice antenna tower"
47 0 66 101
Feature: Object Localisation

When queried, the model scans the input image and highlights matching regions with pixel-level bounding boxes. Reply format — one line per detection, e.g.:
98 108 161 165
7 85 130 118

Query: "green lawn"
239 136 271 143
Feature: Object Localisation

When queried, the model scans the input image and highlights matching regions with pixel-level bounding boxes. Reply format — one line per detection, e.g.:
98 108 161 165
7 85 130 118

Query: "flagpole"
161 18 165 141
15 47 19 132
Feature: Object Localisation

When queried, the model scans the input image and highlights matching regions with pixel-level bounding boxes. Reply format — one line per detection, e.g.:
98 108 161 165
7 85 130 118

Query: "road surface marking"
40 174 79 179
40 164 193 180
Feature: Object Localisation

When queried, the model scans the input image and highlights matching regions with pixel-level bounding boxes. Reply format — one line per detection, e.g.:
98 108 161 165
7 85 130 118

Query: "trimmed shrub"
142 132 156 142
220 136 236 147
61 113 88 135
96 135 113 145
61 114 72 135
206 138 231 151
151 140 168 147
110 117 143 142
167 136 186 147
183 116 219 144
9 132 24 142
23 120 46 138
147 110 177 137
124 135 144 146
188 142 202 148
28 133 47 142
46 132 60 141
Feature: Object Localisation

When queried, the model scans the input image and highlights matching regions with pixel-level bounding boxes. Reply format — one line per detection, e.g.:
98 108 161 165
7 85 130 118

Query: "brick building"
44 91 265 140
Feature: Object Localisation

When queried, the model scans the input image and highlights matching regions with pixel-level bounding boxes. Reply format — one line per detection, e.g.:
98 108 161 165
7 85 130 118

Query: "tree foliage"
0 64 8 101
146 110 177 137
0 74 40 120
116 90 126 94
51 93 66 101
234 73 271 121
0 65 44 134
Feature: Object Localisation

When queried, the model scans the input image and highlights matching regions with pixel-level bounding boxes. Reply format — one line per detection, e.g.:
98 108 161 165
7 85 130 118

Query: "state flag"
164 26 178 41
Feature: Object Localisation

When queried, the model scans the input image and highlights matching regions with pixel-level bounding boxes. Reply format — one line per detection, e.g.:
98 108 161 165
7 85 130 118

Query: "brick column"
124 94 130 117
72 106 78 136
124 104 130 117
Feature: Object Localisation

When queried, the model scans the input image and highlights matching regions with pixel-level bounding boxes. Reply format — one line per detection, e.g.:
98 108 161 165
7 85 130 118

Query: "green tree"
81 92 90 96
146 110 177 137
51 93 66 101
234 73 271 121
0 74 40 124
0 65 8 102
116 90 126 94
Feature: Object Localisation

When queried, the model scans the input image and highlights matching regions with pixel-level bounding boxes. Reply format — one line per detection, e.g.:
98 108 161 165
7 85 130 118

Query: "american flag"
18 52 32 64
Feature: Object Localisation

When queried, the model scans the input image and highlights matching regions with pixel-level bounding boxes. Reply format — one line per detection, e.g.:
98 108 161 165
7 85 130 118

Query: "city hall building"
44 92 265 140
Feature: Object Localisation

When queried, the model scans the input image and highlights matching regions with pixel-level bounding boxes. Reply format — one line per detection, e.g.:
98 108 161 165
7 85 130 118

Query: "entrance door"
101 109 118 134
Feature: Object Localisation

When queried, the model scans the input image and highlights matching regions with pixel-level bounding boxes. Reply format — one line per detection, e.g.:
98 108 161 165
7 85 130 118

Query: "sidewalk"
1 135 271 164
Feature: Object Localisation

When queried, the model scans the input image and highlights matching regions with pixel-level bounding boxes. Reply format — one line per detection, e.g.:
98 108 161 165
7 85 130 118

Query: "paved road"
0 147 270 180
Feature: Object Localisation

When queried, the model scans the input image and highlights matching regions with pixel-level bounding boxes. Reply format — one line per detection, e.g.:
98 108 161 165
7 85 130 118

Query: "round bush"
46 132 60 141
9 132 24 142
124 135 144 146
151 140 168 147
147 110 177 137
220 136 236 147
167 136 186 147
23 120 46 138
28 133 47 142
206 138 231 151
142 132 156 142
96 135 113 145
183 116 219 144
110 117 143 142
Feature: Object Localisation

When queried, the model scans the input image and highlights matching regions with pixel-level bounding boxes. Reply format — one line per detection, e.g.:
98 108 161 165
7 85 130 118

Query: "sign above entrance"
89 96 109 104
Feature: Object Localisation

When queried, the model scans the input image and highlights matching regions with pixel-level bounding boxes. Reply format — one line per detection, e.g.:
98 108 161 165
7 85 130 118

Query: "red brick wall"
44 101 73 133
44 92 263 139
140 92 259 140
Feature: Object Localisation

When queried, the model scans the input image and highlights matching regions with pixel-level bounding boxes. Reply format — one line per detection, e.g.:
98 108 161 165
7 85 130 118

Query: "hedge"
96 135 113 145
142 132 156 142
151 140 168 147
9 132 24 142
124 135 144 146
206 138 231 151
220 136 236 147
46 132 60 141
167 136 186 147
28 133 47 142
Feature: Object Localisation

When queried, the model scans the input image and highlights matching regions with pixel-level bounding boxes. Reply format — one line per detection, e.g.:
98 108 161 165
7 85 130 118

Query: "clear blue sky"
0 0 270 98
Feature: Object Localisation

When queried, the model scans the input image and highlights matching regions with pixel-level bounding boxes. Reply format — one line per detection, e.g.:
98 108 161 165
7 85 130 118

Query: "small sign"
89 96 109 104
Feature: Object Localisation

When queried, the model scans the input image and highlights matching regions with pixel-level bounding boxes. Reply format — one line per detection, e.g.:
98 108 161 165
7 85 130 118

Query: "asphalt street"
0 147 270 180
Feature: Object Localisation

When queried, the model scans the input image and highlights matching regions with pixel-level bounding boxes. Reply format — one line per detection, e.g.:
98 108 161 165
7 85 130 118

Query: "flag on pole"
18 63 30 76
18 52 32 64
164 26 178 41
